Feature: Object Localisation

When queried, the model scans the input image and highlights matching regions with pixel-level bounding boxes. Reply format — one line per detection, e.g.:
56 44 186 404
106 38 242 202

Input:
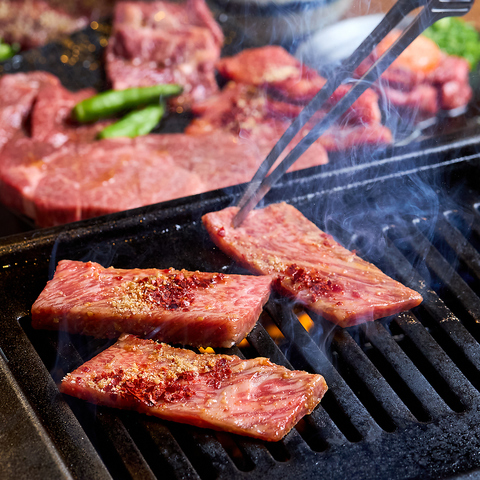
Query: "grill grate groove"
140 421 201 480
265 302 381 443
331 330 407 431
391 312 479 409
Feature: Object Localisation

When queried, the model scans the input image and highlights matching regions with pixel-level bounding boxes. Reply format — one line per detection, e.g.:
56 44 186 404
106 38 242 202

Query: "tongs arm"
233 0 473 227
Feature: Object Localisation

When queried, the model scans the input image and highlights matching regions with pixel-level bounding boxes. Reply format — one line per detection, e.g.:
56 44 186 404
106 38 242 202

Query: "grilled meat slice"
215 45 382 125
32 260 272 348
61 333 327 441
202 202 423 328
186 82 330 168
355 31 472 116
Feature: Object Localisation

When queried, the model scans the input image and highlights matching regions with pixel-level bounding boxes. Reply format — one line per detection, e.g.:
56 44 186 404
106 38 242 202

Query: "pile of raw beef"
0 0 472 227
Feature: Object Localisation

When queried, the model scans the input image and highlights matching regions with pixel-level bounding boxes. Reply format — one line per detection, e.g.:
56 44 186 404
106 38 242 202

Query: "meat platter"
0 2 480 236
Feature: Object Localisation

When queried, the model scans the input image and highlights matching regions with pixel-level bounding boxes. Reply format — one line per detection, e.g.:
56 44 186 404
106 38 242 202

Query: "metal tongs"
233 0 473 227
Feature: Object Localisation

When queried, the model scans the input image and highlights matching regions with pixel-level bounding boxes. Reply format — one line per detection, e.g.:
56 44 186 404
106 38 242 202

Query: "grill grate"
1 143 480 479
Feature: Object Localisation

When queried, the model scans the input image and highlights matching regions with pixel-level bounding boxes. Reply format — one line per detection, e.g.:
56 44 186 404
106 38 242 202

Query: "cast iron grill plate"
0 139 480 479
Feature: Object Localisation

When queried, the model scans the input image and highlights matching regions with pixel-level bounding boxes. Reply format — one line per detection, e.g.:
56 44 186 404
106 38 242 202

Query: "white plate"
295 14 384 66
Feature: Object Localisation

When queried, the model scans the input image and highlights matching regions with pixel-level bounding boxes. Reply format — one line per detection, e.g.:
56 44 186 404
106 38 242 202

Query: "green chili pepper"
98 103 165 139
0 40 19 62
424 17 480 70
74 84 182 123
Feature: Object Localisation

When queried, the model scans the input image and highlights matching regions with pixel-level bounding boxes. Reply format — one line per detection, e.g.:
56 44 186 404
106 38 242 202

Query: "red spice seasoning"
90 356 233 406
279 264 344 302
138 271 225 311
207 357 232 389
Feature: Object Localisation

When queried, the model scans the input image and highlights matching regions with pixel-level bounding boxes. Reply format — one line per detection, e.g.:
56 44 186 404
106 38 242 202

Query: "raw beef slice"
0 135 206 227
105 0 223 107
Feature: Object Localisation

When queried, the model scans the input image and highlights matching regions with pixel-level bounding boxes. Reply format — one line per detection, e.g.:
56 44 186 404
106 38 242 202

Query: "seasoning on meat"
187 81 391 155
186 82 330 167
60 333 328 441
189 46 392 156
202 202 423 328
31 260 272 348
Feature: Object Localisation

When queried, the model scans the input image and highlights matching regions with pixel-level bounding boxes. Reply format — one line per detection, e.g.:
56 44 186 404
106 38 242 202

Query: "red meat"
186 82 329 169
265 96 393 151
0 77 325 226
0 135 206 226
61 333 327 441
216 46 382 125
105 0 223 108
202 202 423 328
0 0 90 49
355 31 472 116
138 131 272 189
31 82 112 146
0 71 59 150
312 122 393 152
187 82 388 157
32 260 272 348
428 55 473 110
111 0 223 45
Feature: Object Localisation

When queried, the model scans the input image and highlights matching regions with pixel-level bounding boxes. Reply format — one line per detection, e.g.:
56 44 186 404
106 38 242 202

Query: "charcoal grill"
2 16 480 479
0 136 479 479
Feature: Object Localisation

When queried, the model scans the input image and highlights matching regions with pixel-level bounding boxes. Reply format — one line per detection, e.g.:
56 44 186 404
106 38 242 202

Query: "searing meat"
202 202 423 328
32 260 272 347
105 0 223 108
61 333 327 441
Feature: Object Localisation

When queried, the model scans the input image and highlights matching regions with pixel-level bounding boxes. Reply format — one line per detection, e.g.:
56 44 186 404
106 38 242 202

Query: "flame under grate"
1 142 480 479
